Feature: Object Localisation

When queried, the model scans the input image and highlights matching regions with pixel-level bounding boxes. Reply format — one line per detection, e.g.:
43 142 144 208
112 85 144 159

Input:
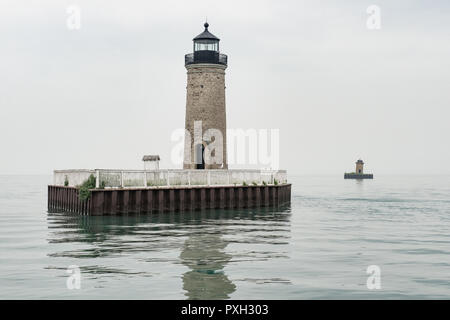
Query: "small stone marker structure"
143 155 160 171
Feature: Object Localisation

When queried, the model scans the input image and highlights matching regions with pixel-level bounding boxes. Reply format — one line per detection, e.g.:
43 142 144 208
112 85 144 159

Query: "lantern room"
185 22 227 66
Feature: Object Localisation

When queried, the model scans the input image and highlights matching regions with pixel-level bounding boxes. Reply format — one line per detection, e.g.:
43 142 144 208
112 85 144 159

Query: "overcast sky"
0 0 449 175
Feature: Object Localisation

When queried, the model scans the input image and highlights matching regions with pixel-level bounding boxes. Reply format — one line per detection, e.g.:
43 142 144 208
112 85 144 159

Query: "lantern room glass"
194 40 219 52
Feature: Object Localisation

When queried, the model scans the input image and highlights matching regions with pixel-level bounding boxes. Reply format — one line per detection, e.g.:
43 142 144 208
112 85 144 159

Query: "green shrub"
274 179 278 185
252 181 258 186
64 176 69 187
243 181 247 186
262 181 267 186
78 174 96 202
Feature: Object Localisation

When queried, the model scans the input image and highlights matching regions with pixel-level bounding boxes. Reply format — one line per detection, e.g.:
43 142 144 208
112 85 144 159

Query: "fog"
1 0 449 174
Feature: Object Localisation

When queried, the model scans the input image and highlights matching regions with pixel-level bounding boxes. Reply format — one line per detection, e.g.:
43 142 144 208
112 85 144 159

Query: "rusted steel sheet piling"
48 184 291 215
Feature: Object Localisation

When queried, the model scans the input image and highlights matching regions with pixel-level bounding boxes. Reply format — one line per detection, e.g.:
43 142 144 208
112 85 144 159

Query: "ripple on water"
1 175 450 299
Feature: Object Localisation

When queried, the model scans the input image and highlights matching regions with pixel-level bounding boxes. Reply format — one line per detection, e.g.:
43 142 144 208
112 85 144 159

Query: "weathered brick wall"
184 63 228 169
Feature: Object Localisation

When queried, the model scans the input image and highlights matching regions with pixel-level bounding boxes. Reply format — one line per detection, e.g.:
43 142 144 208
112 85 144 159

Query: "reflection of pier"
180 232 235 299
46 207 291 298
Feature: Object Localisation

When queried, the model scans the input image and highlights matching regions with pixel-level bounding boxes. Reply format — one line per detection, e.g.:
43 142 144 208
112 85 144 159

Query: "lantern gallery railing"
185 52 228 66
54 169 288 189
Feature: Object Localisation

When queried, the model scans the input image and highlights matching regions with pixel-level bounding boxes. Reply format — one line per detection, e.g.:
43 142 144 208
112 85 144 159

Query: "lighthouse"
183 22 228 170
344 159 374 179
48 21 291 215
355 159 364 174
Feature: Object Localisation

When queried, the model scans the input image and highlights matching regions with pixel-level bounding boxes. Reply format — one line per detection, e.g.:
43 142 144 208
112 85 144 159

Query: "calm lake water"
0 174 449 299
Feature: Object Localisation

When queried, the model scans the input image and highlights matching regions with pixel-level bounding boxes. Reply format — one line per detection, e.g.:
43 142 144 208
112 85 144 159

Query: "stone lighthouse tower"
183 22 228 169
355 159 364 174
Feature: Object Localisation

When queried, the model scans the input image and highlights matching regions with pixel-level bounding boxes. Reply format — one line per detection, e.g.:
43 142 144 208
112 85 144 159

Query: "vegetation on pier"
78 174 96 201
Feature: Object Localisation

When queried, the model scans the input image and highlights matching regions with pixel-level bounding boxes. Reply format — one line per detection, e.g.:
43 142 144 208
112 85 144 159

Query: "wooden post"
247 188 252 208
93 191 104 215
111 191 118 214
210 188 215 209
158 190 164 212
220 188 225 208
229 187 234 208
169 189 175 211
200 189 206 210
136 190 142 213
237 188 243 208
190 189 195 210
123 191 129 214
255 187 261 207
146 190 153 213
179 189 185 211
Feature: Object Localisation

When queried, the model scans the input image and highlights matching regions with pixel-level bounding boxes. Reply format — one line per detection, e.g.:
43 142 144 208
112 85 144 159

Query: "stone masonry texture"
184 63 228 169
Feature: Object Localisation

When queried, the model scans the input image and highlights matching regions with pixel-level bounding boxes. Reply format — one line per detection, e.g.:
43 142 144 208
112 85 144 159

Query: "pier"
344 173 374 179
48 169 291 215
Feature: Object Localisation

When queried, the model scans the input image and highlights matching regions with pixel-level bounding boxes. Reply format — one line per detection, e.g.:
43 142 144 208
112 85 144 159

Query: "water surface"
0 175 449 299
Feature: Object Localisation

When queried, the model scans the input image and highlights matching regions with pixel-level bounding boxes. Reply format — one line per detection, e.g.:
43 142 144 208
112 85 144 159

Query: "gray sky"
0 0 449 175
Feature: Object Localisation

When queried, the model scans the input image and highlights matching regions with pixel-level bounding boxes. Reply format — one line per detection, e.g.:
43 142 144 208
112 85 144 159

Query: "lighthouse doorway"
195 143 205 169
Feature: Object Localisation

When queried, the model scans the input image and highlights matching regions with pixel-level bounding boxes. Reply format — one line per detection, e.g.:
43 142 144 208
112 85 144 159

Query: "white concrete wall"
54 170 95 187
144 161 159 171
53 169 288 188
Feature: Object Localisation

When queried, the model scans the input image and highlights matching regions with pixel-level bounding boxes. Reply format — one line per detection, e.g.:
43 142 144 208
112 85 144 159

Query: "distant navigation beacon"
344 159 374 179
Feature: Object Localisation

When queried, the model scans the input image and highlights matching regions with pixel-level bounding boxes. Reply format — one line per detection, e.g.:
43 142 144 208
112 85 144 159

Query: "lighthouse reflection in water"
45 207 291 299
180 228 235 299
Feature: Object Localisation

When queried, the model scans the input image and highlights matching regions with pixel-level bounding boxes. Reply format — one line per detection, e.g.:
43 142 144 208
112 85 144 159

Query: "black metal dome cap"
193 22 220 41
